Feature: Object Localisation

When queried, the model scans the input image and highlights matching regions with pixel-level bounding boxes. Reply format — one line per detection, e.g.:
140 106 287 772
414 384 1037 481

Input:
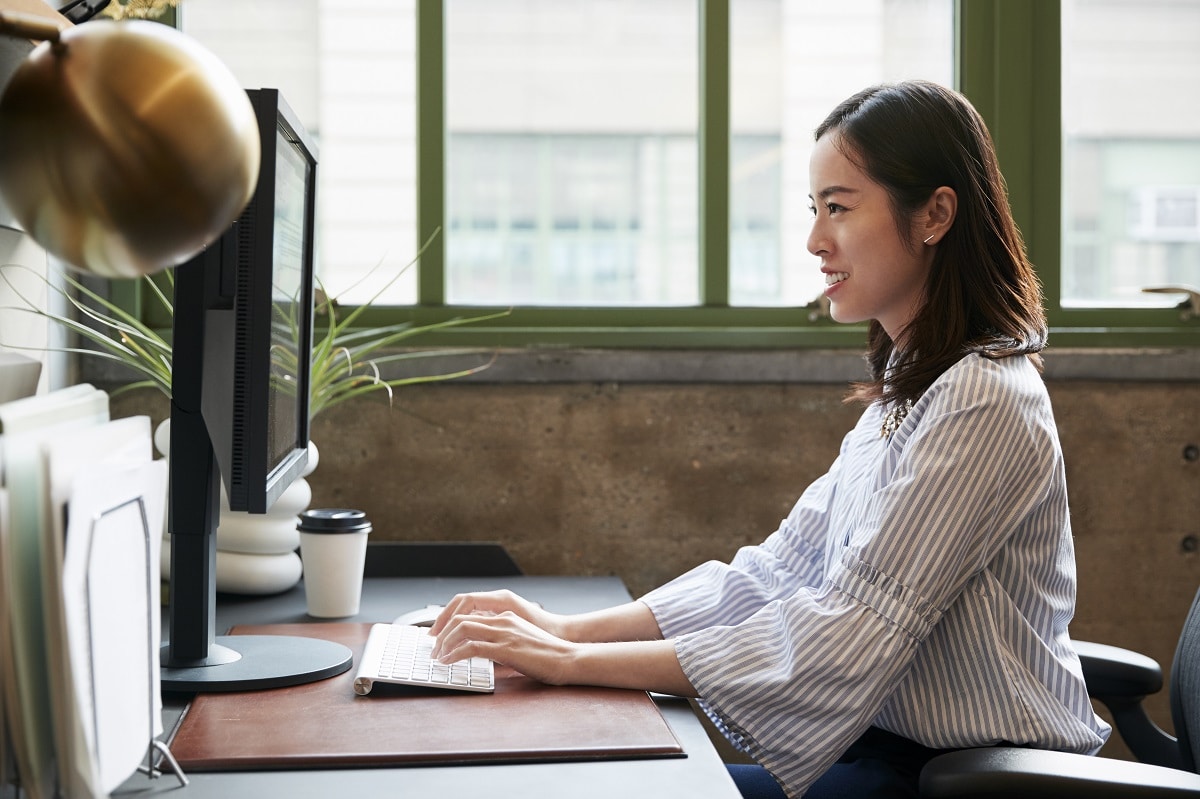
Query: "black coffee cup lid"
298 508 371 533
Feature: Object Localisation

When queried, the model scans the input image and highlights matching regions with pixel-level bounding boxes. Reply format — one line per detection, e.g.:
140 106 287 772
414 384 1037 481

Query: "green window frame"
960 0 1195 347
130 0 1197 349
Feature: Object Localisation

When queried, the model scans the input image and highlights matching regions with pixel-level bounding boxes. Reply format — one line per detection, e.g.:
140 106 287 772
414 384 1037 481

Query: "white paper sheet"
61 460 167 794
0 487 14 793
41 416 154 798
0 227 53 397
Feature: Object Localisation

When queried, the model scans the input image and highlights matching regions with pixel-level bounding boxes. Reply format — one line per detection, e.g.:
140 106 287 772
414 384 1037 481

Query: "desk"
112 575 742 799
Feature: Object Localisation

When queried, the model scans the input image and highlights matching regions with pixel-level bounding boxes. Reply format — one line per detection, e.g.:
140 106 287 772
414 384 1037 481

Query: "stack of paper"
0 352 38 792
0 385 167 799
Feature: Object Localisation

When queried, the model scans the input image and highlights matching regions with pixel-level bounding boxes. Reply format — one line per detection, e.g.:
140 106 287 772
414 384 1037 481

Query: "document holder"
80 496 187 789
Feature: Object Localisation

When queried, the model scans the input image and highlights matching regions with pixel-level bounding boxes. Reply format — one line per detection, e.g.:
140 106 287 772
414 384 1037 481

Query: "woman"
429 80 1110 798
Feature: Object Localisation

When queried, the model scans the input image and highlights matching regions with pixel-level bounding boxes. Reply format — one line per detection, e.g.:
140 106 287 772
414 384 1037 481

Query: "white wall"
0 227 65 395
0 2 69 394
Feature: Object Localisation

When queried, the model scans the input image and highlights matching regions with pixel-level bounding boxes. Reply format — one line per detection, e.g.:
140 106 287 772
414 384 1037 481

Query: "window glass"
1062 0 1200 308
729 0 955 307
184 0 419 306
187 1 953 311
445 0 698 306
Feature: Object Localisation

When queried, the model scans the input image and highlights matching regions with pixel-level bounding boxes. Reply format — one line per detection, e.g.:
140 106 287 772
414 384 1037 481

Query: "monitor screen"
162 89 352 691
215 92 315 514
266 128 312 479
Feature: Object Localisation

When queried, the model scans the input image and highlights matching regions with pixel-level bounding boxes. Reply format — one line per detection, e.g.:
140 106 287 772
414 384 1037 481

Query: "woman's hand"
429 590 578 684
428 591 698 696
431 607 580 685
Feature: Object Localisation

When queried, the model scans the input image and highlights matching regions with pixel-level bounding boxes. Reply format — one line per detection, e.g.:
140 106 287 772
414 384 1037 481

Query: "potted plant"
0 230 505 415
2 231 506 593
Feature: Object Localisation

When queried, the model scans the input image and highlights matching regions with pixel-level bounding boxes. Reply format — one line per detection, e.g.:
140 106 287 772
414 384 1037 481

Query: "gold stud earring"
923 234 935 245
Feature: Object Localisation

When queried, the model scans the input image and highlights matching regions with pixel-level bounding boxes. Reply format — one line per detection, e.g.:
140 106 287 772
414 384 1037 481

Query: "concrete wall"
110 348 1200 759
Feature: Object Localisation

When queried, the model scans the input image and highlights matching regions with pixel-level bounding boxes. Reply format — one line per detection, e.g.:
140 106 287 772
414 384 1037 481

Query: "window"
446 0 699 307
441 0 954 310
729 1 953 306
182 0 418 306
184 1 950 326
177 0 1195 348
1061 0 1200 309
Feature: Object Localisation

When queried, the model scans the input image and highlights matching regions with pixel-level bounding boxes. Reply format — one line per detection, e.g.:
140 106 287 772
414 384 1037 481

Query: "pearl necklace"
880 399 913 440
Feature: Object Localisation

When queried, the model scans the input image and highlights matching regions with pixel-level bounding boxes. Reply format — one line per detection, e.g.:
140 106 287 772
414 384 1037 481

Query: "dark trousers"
728 727 964 799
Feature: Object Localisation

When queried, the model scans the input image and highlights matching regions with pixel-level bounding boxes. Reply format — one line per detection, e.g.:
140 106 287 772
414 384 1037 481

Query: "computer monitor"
161 88 352 691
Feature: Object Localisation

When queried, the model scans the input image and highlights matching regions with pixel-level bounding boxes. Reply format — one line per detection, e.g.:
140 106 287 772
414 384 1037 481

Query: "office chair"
362 541 523 578
920 587 1200 797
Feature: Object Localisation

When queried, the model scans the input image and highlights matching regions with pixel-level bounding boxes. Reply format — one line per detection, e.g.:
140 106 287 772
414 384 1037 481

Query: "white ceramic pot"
157 419 315 595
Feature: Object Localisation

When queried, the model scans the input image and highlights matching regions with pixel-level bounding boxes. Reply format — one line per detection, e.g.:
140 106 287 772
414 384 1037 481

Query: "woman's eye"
809 202 846 217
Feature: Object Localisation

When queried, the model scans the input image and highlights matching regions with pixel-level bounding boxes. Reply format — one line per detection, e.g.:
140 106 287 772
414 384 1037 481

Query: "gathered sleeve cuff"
670 554 929 796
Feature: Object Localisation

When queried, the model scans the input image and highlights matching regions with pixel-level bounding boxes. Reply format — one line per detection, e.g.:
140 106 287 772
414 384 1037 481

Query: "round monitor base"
161 634 353 692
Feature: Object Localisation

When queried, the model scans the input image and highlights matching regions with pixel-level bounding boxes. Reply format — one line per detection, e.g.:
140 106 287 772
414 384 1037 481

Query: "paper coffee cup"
297 508 371 618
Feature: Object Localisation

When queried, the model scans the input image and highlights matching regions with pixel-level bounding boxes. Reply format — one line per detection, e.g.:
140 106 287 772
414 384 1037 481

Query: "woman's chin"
827 305 859 325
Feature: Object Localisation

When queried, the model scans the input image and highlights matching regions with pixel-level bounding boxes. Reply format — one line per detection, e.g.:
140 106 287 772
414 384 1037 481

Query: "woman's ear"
921 187 957 246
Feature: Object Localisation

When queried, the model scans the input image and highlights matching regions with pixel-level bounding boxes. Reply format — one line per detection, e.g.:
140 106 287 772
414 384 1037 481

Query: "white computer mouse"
392 604 444 627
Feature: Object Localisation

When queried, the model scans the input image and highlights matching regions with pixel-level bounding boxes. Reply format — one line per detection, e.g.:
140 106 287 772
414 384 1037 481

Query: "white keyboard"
353 623 495 695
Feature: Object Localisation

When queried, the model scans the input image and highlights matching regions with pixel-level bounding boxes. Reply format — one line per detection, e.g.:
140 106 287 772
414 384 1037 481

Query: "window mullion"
416 1 446 306
1028 1 1062 312
957 0 1062 309
699 0 730 307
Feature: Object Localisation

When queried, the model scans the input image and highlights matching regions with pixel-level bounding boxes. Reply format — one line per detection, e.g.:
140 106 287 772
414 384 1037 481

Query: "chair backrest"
1170 586 1200 773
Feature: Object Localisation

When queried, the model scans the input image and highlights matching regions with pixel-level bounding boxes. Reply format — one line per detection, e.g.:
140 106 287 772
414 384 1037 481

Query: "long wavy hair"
814 80 1047 408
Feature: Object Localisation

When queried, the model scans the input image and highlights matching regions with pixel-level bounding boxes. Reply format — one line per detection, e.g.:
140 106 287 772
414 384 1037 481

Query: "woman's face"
806 133 933 342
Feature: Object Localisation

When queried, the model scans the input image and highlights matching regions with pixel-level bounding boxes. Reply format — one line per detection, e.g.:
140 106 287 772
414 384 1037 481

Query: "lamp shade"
0 19 259 278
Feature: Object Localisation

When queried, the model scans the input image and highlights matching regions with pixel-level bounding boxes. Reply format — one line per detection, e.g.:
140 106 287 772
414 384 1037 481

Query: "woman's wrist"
559 601 664 644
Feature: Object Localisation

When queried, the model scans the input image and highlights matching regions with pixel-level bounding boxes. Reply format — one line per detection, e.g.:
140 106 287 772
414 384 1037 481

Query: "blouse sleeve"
647 356 1068 796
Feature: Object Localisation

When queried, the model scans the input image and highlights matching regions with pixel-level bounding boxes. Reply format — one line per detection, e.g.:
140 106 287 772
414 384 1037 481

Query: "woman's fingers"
434 613 508 660
430 589 554 636
429 590 514 634
432 611 574 684
433 609 526 660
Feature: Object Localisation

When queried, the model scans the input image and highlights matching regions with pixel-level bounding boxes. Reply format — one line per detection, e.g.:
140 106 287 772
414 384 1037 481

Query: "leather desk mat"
167 622 686 770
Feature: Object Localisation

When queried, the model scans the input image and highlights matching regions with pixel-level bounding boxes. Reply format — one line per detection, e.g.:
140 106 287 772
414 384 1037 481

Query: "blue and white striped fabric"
641 353 1111 798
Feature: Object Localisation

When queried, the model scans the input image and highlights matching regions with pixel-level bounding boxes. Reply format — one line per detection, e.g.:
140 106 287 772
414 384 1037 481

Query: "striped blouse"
640 353 1111 797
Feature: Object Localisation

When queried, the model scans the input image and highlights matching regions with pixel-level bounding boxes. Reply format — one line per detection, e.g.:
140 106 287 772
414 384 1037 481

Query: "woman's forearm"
553 602 697 696
433 597 696 695
563 638 698 697
559 600 666 643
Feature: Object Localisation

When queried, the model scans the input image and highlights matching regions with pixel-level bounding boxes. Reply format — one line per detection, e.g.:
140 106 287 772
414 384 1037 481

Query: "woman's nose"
807 217 828 257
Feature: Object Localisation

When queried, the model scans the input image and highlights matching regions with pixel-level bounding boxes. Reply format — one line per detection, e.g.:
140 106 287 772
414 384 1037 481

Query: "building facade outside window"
183 0 954 309
178 0 1196 346
1061 0 1200 309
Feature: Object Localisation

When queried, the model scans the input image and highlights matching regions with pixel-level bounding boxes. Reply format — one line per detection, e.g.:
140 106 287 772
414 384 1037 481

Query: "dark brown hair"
815 80 1047 408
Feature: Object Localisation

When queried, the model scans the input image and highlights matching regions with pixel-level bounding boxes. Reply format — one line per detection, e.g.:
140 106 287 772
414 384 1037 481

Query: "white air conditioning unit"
1127 186 1200 242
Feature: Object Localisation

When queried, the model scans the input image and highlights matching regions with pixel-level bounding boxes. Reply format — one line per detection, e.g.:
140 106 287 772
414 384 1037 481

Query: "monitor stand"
159 448 353 693
160 635 352 692
161 389 354 692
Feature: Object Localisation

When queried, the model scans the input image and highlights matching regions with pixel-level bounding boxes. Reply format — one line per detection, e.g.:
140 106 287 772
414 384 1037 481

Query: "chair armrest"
1077 640 1164 698
1075 640 1182 769
919 747 1200 798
